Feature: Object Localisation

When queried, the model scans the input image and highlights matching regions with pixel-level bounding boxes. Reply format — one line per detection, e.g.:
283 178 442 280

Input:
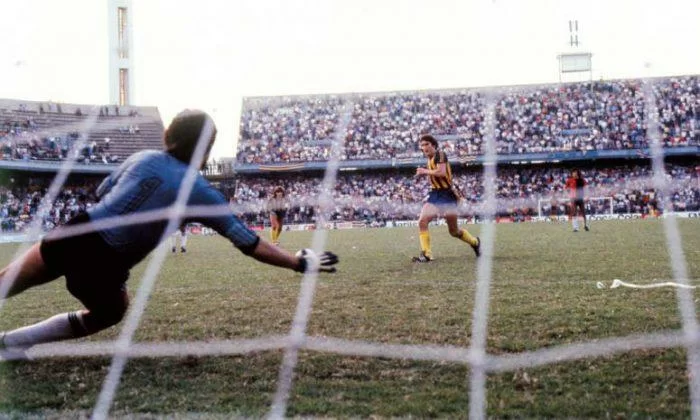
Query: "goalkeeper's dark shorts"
426 189 459 211
40 212 130 311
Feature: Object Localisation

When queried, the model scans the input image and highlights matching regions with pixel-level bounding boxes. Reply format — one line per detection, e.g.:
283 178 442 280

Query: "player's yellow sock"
275 227 282 242
458 229 478 247
419 231 432 257
271 228 278 243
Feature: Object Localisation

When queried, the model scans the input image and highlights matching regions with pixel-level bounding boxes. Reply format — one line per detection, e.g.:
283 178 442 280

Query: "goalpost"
537 196 614 218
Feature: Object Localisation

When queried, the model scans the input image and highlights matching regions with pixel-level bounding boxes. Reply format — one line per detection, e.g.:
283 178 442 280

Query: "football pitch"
1 218 699 418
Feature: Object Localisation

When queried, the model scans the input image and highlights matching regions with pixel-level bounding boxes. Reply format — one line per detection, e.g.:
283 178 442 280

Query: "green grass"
1 218 699 418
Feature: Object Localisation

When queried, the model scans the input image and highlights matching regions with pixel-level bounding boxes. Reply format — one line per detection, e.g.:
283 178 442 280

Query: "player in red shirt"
565 168 590 232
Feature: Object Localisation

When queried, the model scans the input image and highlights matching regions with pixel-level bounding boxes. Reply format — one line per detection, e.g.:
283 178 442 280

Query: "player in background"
646 189 660 217
412 134 480 263
0 110 338 359
565 168 590 232
171 223 188 253
267 186 288 246
548 196 560 222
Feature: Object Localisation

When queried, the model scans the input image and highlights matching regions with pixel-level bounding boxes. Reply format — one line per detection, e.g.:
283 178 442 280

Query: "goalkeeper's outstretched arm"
245 238 339 274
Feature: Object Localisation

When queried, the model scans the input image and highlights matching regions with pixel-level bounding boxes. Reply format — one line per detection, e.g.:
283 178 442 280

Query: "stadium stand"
235 75 698 165
0 99 165 236
0 98 164 164
0 76 697 234
0 177 99 233
226 161 699 226
1 162 697 233
212 74 699 230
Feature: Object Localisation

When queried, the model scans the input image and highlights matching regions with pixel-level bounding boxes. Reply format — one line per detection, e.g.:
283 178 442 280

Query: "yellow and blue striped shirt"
427 151 453 191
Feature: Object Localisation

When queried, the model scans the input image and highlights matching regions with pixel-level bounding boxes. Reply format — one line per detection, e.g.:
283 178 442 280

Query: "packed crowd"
0 164 697 233
229 163 699 226
236 76 699 164
238 97 344 163
0 179 98 233
655 77 698 148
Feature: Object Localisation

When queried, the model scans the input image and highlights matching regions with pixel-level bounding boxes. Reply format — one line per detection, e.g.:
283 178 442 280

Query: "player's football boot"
584 225 590 231
411 252 434 263
471 237 481 257
181 247 186 253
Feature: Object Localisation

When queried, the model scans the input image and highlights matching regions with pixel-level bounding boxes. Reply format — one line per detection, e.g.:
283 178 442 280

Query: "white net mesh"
0 79 698 419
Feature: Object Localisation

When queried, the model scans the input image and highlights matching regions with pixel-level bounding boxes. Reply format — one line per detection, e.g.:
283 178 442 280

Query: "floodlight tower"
556 20 593 83
107 0 134 105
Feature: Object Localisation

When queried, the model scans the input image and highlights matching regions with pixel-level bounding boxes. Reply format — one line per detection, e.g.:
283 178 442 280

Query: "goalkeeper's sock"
2 312 86 348
270 227 278 243
458 229 478 247
572 218 579 231
419 231 432 258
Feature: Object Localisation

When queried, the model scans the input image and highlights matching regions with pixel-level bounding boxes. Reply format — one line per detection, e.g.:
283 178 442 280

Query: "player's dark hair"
164 109 217 167
419 134 438 147
273 186 285 197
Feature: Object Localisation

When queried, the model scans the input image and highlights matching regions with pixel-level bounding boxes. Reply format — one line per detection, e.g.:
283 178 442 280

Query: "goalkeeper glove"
295 249 339 273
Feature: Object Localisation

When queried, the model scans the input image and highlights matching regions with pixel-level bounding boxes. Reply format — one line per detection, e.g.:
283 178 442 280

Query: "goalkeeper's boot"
411 251 434 263
584 224 590 231
471 237 481 257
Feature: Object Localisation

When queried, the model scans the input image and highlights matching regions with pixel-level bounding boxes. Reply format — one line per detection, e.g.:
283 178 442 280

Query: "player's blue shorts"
426 189 459 210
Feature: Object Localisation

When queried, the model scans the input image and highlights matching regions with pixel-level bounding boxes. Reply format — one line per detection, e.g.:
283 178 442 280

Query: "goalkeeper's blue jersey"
87 150 259 261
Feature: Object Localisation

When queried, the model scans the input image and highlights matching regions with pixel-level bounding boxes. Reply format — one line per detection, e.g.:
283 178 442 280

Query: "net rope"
269 103 351 418
641 77 700 418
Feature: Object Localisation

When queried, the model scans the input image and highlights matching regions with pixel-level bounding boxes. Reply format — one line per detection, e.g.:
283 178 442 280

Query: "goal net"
1 85 695 419
1 6 698 417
